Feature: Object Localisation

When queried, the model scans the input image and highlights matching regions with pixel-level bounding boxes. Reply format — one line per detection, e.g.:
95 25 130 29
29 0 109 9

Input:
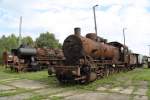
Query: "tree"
7 34 18 50
21 36 34 46
0 32 62 64
0 34 18 64
35 32 61 48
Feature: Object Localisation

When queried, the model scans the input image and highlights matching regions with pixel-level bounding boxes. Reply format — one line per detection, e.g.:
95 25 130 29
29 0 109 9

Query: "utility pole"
148 45 150 56
123 27 127 47
148 45 150 68
93 5 99 38
123 27 127 62
18 16 22 46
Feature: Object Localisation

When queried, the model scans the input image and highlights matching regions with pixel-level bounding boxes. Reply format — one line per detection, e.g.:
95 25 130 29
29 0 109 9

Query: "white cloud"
0 0 150 55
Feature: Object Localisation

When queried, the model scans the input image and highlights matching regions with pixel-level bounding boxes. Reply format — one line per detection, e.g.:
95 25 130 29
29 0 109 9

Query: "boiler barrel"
81 36 119 58
18 48 37 56
63 35 119 64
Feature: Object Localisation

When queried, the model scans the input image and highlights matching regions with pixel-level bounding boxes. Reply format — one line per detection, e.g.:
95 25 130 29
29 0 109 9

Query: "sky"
0 0 150 55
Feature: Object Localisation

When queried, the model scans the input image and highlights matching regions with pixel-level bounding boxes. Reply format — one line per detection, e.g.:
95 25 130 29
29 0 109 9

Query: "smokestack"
74 27 81 36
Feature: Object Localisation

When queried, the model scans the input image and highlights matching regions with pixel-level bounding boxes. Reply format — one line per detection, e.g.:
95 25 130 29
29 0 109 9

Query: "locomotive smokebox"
74 27 81 36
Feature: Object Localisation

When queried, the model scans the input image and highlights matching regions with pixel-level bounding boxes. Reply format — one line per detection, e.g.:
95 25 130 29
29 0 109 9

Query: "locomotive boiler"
54 27 132 83
63 28 120 65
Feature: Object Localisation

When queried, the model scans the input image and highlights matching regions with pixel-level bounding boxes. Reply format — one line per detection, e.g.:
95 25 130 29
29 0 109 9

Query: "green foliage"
21 36 34 46
35 32 62 48
0 34 18 50
0 34 19 64
0 31 62 64
0 34 34 64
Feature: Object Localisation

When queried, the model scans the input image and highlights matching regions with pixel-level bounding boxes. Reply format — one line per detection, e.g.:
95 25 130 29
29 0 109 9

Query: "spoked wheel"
79 72 97 84
79 65 91 84
88 72 97 82
99 68 105 78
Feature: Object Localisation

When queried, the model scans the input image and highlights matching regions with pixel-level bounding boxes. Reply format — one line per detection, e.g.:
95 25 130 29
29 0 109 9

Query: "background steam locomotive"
3 44 64 72
54 27 147 83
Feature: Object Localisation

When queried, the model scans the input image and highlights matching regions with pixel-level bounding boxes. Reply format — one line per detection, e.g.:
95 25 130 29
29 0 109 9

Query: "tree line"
0 32 61 63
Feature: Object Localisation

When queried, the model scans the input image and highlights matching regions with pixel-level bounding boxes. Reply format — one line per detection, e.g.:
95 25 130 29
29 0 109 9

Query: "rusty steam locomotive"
3 44 64 72
54 27 140 83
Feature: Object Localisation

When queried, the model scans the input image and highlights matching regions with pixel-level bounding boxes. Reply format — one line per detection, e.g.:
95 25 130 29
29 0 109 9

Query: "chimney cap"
74 27 81 36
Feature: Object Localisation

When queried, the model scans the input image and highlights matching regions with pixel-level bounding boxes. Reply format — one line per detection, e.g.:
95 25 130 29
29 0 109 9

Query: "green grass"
0 66 150 99
0 88 32 97
26 95 63 100
50 96 63 100
0 66 55 83
26 95 46 100
148 84 150 98
1 67 150 88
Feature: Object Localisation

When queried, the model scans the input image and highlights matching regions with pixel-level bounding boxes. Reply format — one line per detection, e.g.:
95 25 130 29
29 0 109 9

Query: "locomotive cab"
108 42 128 62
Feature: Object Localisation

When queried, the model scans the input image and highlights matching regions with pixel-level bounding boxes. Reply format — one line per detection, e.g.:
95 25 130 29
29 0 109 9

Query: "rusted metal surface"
37 48 64 60
2 51 14 68
81 36 119 61
128 53 138 65
86 33 97 41
63 34 119 64
2 51 8 65
86 33 107 43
